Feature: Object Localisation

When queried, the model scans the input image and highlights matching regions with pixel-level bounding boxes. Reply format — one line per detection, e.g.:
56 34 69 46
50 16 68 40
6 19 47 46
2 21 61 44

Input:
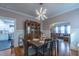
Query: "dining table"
27 40 46 55
26 39 59 56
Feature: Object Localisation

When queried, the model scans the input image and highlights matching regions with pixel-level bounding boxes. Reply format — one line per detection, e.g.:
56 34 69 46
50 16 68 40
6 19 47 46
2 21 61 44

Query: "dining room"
0 3 79 56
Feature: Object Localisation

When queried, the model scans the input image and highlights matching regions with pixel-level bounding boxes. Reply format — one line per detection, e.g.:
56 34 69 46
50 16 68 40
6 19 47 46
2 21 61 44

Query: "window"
0 20 5 30
60 26 65 33
54 24 70 34
67 25 70 34
55 26 59 33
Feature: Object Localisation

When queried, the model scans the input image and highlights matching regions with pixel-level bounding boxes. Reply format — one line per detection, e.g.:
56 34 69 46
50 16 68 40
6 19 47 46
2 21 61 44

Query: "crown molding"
0 7 35 19
49 6 79 19
0 6 79 20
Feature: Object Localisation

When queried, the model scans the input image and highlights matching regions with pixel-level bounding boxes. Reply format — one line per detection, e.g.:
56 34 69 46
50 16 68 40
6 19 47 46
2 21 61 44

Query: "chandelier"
35 4 48 40
36 7 48 21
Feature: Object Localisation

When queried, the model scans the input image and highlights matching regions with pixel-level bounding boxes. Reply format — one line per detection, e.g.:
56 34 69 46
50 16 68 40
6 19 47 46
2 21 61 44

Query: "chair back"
47 41 51 48
45 39 52 48
22 39 28 55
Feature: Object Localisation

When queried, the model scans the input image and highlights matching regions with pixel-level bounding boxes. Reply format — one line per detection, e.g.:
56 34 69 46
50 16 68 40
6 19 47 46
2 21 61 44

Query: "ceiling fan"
35 4 48 21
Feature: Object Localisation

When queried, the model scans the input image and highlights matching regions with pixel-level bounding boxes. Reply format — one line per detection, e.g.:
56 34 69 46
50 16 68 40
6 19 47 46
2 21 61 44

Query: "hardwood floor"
58 40 70 56
14 47 24 56
0 40 78 56
0 48 15 56
70 49 78 56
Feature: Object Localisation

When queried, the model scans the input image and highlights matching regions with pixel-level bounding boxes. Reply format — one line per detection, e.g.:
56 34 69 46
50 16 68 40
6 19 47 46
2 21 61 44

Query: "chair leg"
11 48 14 54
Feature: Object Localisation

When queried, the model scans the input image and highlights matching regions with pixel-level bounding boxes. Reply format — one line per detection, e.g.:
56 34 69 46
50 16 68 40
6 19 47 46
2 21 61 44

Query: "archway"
0 16 16 51
50 22 71 56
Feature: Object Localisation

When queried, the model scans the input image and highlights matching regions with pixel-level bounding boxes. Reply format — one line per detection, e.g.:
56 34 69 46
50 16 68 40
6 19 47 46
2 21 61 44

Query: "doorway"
0 16 15 51
50 22 71 56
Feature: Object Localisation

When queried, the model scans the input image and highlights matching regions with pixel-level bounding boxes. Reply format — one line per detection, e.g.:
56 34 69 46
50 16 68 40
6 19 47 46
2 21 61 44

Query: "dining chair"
38 39 52 56
22 39 36 56
51 39 59 56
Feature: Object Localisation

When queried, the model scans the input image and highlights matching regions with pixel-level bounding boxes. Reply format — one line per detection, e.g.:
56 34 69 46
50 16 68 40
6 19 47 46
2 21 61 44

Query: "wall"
0 9 37 47
43 8 79 50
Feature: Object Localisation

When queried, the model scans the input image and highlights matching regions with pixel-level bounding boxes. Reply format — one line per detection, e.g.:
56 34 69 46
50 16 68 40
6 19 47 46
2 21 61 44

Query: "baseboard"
70 47 79 51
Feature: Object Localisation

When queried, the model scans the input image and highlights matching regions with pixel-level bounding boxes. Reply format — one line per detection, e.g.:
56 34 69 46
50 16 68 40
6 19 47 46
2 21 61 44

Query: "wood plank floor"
0 49 15 56
58 40 70 56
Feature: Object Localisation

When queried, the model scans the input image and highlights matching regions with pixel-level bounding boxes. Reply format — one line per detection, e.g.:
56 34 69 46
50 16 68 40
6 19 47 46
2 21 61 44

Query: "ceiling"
0 3 79 19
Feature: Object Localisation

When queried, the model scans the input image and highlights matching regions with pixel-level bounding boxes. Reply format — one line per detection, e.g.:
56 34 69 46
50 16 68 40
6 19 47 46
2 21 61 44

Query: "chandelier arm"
40 7 43 14
36 10 40 15
43 15 47 19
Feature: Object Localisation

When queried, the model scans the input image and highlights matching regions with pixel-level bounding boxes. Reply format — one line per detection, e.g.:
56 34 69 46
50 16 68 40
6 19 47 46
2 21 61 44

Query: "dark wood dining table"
26 39 59 56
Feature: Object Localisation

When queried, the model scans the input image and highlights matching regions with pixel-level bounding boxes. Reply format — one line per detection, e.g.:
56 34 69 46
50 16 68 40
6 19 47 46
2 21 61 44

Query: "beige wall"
0 9 37 47
43 8 79 50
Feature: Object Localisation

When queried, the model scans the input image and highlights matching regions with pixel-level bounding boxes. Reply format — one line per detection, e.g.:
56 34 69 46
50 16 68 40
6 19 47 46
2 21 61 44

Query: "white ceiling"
0 3 79 19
